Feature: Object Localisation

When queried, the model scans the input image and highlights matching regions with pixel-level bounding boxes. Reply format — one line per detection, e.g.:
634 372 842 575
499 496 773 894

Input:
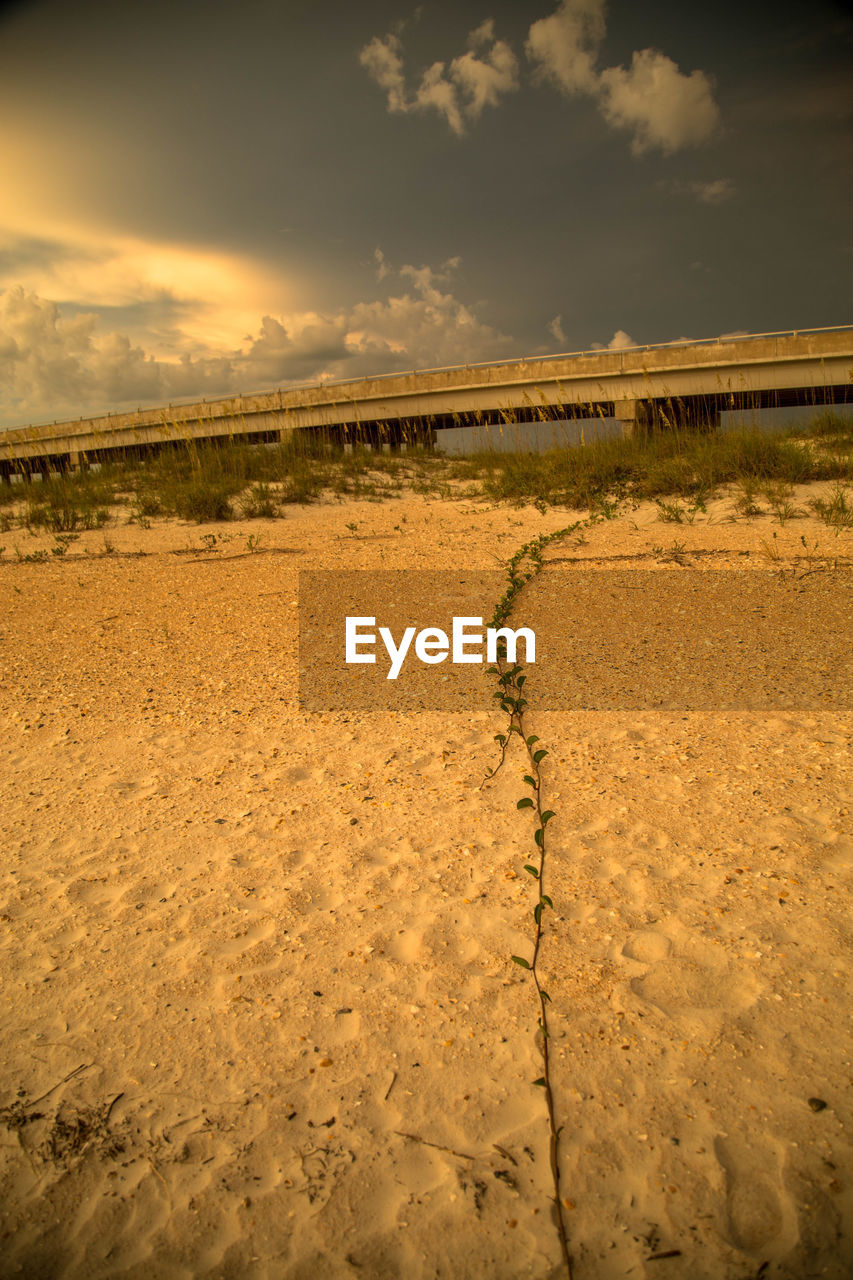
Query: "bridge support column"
614 399 639 438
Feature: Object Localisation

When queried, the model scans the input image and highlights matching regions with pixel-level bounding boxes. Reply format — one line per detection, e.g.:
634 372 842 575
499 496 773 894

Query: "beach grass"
2 411 852 528
446 413 853 509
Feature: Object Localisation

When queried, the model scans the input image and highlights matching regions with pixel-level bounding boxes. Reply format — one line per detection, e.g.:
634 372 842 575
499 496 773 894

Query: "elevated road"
1 325 851 474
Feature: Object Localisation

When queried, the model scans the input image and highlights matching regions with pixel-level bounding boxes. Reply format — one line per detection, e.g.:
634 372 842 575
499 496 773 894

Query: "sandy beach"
1 482 851 1279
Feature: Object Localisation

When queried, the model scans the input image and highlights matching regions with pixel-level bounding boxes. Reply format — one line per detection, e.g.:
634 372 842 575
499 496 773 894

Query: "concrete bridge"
1 325 851 476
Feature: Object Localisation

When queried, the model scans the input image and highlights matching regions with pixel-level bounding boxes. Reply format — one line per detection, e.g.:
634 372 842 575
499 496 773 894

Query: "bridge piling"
614 398 639 438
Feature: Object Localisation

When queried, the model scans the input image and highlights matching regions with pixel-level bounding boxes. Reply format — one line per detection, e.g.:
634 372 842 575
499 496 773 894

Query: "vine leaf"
511 955 531 970
517 797 535 810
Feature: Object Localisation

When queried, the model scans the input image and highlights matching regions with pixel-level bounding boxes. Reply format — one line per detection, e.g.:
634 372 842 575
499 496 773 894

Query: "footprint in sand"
714 1135 796 1254
387 928 425 964
632 960 762 1020
621 930 672 964
215 917 276 958
626 928 764 1027
328 1008 362 1045
108 773 160 800
824 835 853 873
452 934 482 965
47 922 88 949
588 854 626 881
63 877 125 908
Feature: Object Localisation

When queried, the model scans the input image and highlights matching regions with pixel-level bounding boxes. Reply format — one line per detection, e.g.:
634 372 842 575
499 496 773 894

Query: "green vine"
482 520 587 1279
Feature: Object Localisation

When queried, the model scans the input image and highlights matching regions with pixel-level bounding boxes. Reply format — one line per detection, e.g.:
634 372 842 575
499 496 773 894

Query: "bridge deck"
1 326 851 468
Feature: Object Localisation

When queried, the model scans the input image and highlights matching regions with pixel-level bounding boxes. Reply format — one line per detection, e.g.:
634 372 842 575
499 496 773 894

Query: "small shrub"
83 507 109 530
763 482 799 525
810 483 853 530
805 410 853 442
733 478 763 517
279 470 325 503
132 491 163 521
51 533 79 557
656 499 685 523
175 483 233 522
240 482 279 519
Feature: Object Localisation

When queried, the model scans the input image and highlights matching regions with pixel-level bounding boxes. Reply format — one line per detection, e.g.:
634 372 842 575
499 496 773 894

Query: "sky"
0 0 851 428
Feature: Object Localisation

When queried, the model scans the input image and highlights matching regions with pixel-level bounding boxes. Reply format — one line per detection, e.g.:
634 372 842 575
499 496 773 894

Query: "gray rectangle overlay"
298 568 852 712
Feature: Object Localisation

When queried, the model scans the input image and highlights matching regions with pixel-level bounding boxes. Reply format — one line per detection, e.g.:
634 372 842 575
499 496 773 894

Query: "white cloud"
450 24 519 123
691 178 735 204
664 177 735 204
548 314 566 345
399 256 462 296
413 61 466 136
359 34 408 114
526 0 606 97
591 328 637 351
0 287 177 418
360 21 518 136
598 49 720 155
467 18 496 45
360 6 719 153
347 257 510 370
608 329 637 350
0 258 515 427
525 0 720 155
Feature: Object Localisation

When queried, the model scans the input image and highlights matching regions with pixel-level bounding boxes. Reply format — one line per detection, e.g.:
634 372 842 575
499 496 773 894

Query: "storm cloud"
0 258 514 427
